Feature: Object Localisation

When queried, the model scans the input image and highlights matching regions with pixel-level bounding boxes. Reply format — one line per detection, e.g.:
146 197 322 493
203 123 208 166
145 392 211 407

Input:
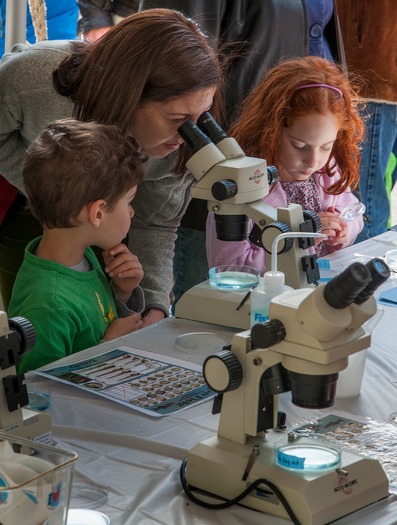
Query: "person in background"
0 0 79 55
335 1 397 241
206 56 364 273
9 119 145 373
138 0 343 313
77 0 139 42
0 9 222 319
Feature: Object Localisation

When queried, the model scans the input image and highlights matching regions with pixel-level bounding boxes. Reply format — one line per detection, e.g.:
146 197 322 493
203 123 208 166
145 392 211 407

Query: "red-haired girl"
207 56 365 273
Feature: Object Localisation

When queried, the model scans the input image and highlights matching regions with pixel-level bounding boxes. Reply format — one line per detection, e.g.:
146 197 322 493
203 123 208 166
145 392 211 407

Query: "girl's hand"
316 206 347 245
103 243 144 303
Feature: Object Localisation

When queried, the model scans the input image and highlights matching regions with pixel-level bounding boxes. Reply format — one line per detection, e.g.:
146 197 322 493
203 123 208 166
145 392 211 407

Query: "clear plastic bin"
0 431 78 525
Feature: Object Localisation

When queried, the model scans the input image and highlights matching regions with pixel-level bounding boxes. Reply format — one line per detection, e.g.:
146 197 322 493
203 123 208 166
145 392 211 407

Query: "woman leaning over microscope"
0 8 223 316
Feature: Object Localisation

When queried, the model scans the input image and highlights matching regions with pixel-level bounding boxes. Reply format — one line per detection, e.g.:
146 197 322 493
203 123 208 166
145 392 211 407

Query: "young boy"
9 119 145 373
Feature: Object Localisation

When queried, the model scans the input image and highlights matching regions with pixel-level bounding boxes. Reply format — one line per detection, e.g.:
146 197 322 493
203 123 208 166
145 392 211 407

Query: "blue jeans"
171 227 208 315
355 102 397 242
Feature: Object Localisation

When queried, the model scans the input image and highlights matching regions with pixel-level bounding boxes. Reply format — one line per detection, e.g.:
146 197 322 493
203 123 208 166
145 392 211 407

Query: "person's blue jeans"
355 101 397 243
171 227 208 315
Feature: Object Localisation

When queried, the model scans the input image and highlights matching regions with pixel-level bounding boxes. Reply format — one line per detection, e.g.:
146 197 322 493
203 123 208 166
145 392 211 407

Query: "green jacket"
9 239 138 372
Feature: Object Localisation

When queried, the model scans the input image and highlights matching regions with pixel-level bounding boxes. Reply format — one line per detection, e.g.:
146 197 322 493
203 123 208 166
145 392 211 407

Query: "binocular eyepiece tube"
324 258 390 309
177 111 227 154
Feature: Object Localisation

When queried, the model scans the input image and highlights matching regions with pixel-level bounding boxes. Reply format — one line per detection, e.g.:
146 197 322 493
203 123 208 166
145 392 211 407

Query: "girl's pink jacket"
206 169 364 274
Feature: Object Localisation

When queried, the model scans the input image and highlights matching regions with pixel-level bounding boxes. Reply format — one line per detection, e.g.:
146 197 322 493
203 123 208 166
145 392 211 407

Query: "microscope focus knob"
211 179 238 201
302 209 322 233
261 222 293 254
251 319 286 349
267 165 280 186
203 350 243 393
8 316 36 355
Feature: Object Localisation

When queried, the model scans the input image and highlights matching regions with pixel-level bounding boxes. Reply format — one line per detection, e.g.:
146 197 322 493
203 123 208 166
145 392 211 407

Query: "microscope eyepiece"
323 262 371 309
197 111 228 144
354 258 391 304
178 120 212 154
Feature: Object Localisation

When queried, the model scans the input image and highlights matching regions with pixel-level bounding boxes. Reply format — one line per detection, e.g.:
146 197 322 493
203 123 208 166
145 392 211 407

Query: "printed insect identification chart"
39 346 215 416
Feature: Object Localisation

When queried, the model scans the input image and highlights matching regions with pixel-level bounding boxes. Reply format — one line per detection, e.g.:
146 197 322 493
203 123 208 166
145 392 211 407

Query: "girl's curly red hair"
229 56 364 193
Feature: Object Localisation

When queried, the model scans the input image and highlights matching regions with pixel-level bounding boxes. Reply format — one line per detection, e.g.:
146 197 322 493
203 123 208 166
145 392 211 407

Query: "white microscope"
180 258 391 525
0 310 51 442
174 112 322 329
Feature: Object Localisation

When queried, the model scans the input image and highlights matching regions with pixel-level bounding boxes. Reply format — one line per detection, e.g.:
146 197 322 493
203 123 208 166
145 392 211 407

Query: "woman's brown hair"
229 56 364 193
53 9 223 172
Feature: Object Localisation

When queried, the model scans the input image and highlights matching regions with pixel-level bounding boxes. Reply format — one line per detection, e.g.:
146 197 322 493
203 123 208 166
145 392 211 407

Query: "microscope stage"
175 280 252 330
185 432 389 525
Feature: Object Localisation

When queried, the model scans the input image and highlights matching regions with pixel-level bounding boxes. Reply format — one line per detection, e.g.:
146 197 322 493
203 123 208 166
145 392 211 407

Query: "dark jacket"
335 0 397 103
77 0 139 32
140 0 308 129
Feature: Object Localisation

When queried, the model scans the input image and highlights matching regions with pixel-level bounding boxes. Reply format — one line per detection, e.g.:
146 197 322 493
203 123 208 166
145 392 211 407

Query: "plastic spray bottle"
250 230 326 328
250 271 292 328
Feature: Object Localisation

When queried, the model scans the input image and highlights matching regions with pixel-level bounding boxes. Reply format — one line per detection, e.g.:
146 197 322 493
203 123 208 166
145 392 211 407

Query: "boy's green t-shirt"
9 238 118 373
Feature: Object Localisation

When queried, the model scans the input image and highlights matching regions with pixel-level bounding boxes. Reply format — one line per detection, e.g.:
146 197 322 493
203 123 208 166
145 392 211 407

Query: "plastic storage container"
0 432 78 525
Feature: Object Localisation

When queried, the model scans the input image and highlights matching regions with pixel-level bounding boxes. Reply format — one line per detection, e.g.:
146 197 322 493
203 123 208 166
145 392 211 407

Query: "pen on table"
236 288 253 311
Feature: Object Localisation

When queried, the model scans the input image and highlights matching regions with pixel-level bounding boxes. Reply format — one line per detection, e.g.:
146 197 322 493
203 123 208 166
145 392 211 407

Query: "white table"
27 231 397 524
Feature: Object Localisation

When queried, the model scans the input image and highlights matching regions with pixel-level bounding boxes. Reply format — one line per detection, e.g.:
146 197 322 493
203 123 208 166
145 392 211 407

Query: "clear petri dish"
69 484 108 510
388 412 397 425
67 509 111 525
385 249 397 272
275 434 341 472
208 265 259 290
340 202 366 222
26 391 51 411
174 332 229 352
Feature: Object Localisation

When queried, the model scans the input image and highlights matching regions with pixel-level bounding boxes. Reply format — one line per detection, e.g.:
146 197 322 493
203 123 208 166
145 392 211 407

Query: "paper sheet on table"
37 346 215 417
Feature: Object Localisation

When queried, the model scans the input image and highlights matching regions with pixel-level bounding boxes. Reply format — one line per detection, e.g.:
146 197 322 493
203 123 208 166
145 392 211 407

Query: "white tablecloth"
27 231 397 524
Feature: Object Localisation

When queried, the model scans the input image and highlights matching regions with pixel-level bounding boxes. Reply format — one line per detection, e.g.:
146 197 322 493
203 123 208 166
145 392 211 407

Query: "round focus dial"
211 179 238 201
261 222 293 254
303 209 322 233
9 316 36 355
203 350 243 393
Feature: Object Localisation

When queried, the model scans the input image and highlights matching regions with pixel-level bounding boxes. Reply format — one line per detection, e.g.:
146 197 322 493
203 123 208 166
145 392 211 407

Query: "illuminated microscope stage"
181 260 392 525
185 431 388 525
175 278 254 330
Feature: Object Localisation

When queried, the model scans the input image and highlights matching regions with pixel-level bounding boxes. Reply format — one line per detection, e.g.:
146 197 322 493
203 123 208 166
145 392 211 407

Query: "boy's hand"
103 243 144 303
142 308 166 327
102 313 143 341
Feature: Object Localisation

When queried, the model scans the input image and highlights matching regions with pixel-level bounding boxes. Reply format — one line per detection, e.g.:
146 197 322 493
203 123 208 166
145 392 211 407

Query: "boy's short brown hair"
23 119 144 228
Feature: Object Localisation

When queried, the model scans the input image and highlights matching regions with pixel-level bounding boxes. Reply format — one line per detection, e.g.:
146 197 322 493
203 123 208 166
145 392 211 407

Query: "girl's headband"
295 83 343 98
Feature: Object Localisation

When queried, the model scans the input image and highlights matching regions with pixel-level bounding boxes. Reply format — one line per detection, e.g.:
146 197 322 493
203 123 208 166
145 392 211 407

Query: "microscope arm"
206 198 320 288
203 329 290 445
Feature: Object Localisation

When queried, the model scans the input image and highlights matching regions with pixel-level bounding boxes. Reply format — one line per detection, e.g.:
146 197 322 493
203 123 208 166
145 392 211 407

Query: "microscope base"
175 280 252 330
185 433 389 525
1 408 52 445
